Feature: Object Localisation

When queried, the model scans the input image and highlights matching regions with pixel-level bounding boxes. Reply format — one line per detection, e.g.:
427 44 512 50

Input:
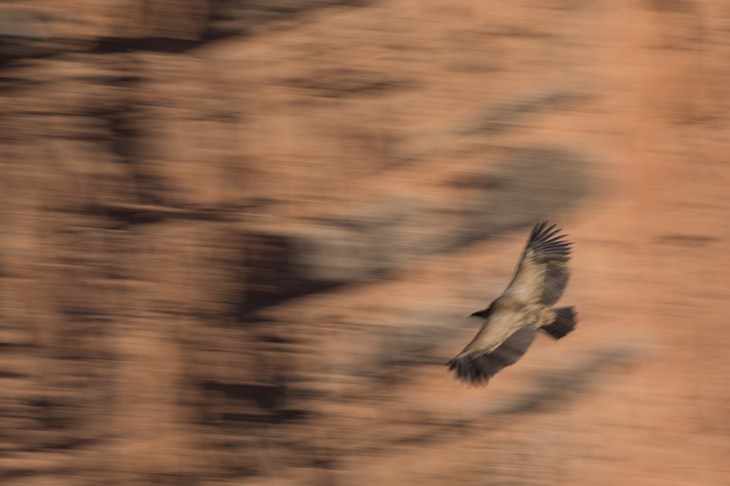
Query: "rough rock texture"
0 1 729 485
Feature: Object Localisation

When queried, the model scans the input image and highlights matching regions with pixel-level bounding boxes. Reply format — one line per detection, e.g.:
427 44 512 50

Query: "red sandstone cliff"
0 1 728 485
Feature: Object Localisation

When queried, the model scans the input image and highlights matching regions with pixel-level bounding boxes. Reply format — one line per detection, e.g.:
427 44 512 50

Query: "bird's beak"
470 310 485 318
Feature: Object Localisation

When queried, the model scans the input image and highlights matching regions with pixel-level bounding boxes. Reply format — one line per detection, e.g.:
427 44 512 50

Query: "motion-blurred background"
0 1 728 485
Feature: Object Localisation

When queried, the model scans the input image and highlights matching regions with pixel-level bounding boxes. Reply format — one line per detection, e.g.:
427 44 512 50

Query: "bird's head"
470 304 493 319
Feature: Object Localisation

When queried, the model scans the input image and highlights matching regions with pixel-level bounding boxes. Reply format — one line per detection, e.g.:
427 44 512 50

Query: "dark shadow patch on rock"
457 90 587 135
207 0 372 40
89 37 203 55
0 7 58 65
484 343 644 417
657 233 719 247
233 233 341 318
238 146 590 317
281 67 415 98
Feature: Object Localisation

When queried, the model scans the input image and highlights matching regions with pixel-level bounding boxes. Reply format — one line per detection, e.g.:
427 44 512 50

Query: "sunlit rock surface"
0 1 728 485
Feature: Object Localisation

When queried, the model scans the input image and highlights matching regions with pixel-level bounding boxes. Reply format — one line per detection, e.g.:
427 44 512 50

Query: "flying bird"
447 221 577 385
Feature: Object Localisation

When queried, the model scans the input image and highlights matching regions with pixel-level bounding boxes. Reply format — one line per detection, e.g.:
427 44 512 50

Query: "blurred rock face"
1 1 729 485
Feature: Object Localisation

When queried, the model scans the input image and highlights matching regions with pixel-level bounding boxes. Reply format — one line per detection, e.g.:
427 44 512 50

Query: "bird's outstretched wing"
502 221 572 305
446 326 537 384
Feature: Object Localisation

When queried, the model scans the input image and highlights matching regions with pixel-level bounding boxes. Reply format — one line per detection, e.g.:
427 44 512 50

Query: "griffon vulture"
447 221 577 385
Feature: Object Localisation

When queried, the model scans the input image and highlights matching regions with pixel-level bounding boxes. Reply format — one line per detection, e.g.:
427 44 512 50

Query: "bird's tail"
541 307 577 339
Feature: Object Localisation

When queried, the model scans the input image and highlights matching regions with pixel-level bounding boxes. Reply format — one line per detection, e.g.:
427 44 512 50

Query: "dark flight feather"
525 221 572 262
447 327 537 384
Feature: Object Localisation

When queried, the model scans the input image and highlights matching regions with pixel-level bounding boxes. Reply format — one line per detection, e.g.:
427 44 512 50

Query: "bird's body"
463 300 554 353
447 221 577 385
